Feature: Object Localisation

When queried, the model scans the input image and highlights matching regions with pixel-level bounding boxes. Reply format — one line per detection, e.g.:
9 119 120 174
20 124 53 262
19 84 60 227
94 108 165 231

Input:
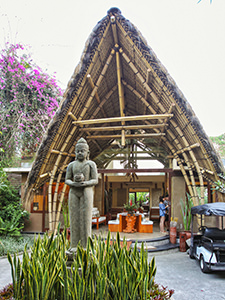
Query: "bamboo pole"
47 126 77 232
91 85 118 119
120 50 201 203
86 133 165 139
170 119 205 204
111 16 118 44
73 114 173 126
79 49 115 120
52 171 63 232
115 45 126 146
120 49 165 111
163 137 194 199
68 112 77 121
40 172 51 179
51 149 76 157
175 143 200 155
54 182 68 235
165 130 199 203
87 74 107 118
79 123 167 132
144 69 151 103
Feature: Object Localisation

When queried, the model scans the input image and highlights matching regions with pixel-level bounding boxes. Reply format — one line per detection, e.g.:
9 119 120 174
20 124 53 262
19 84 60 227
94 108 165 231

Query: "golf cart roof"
191 202 225 216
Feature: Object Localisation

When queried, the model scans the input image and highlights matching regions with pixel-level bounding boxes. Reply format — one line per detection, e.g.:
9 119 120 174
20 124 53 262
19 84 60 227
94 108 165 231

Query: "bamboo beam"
115 44 126 146
51 149 76 157
121 54 200 203
40 172 51 179
68 112 77 121
165 129 199 204
125 57 200 203
170 119 205 203
145 69 151 100
110 156 162 160
120 49 165 111
86 133 165 139
144 69 151 114
92 85 117 119
79 48 115 120
73 114 173 126
53 147 75 234
175 143 200 155
111 16 118 44
79 123 167 132
48 126 77 232
122 80 154 113
87 74 107 118
163 137 195 199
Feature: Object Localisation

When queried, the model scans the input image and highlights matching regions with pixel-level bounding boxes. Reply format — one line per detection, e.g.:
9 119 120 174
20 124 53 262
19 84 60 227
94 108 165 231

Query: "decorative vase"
123 214 137 233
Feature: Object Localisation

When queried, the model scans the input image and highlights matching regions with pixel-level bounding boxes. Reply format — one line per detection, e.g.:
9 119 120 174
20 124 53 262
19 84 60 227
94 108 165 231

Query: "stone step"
130 235 179 253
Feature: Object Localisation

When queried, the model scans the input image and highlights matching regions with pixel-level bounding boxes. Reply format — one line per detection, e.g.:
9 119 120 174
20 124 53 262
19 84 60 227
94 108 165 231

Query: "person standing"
159 197 166 233
163 196 169 231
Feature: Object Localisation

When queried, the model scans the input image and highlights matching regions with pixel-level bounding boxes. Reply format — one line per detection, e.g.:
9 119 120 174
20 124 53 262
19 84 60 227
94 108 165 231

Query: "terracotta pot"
184 230 191 240
123 214 137 233
170 227 177 244
179 232 187 252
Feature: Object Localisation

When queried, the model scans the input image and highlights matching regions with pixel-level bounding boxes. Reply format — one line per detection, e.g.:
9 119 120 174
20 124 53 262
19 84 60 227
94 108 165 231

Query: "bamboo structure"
23 8 224 233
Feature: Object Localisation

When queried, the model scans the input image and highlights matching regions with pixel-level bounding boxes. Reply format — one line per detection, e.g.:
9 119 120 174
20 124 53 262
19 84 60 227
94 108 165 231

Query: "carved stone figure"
65 138 98 250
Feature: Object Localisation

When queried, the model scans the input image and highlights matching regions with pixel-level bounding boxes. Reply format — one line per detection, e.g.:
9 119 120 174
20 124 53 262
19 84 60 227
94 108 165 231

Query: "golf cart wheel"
200 255 209 273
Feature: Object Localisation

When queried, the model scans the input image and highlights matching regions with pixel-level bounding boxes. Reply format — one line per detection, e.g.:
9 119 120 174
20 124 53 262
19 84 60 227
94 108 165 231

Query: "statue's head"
75 138 89 161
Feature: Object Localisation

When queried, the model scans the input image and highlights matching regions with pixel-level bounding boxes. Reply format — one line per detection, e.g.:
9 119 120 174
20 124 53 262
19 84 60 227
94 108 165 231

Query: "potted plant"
180 193 193 239
123 199 138 215
123 200 139 233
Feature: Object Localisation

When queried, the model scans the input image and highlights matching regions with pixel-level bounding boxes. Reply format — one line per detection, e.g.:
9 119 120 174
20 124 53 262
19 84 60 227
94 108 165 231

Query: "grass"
0 235 34 257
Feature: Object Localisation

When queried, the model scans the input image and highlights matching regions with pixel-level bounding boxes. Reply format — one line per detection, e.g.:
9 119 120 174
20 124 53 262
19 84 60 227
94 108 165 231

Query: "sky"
0 0 225 137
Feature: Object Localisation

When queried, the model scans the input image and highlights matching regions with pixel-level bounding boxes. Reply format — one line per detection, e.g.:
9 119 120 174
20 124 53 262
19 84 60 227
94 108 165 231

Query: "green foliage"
210 133 225 159
124 199 139 214
180 194 193 231
212 177 225 194
0 215 24 236
0 235 34 256
7 231 173 299
0 168 20 206
0 167 29 236
62 200 70 228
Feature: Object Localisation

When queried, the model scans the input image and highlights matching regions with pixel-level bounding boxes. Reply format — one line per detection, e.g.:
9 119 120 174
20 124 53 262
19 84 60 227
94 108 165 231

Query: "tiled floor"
92 223 168 241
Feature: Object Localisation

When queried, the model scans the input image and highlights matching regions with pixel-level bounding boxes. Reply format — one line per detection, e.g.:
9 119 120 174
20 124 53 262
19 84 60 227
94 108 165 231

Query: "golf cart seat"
201 227 225 250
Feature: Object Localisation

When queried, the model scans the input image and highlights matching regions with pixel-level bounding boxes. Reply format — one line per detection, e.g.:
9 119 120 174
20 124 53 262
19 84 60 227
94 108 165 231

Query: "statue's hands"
68 181 88 187
79 181 88 187
65 179 83 187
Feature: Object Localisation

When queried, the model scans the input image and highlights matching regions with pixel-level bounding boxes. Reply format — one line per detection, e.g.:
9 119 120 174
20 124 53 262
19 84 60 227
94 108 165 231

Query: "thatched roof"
25 7 224 201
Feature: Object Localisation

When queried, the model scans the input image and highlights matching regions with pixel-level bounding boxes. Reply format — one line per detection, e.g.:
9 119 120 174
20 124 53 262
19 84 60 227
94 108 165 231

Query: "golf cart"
189 202 225 273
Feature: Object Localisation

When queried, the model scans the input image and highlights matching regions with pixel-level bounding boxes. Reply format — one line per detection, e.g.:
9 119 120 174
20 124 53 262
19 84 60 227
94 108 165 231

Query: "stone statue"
65 138 98 250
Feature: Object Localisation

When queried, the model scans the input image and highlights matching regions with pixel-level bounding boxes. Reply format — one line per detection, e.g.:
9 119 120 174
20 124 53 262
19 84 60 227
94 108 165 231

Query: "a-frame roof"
25 7 224 201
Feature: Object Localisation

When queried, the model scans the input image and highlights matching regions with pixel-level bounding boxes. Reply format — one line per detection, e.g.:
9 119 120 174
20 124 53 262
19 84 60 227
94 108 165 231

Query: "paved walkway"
153 251 225 300
1 251 225 299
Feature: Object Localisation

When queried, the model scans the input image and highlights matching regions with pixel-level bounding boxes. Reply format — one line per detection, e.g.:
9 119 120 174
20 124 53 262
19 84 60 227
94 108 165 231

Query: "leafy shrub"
7 231 174 299
0 283 14 300
0 235 34 256
0 168 29 236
